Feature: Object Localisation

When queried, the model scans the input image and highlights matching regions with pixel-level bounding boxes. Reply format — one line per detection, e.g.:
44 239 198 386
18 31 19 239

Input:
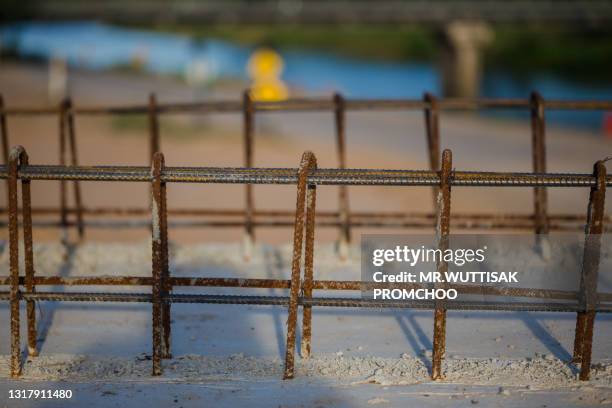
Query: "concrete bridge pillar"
440 21 493 98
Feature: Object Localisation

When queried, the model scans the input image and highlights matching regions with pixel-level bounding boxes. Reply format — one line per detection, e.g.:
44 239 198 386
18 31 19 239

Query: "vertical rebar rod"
0 95 9 164
530 92 549 239
147 95 169 357
283 151 317 380
431 149 452 380
160 152 172 359
300 166 318 359
59 100 68 240
8 146 25 377
424 93 440 209
334 93 351 259
148 93 160 164
151 152 165 376
1 95 9 208
19 149 37 357
573 159 606 381
65 98 84 239
572 310 586 364
243 90 255 257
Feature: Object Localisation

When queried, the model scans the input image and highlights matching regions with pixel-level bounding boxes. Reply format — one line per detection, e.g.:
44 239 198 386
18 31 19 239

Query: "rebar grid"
2 93 612 242
0 146 609 382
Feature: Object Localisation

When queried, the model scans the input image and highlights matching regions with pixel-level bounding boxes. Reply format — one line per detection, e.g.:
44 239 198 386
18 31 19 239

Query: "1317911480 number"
9 389 73 399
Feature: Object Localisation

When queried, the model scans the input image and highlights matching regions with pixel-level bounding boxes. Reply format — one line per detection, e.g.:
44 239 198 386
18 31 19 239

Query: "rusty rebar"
0 95 9 164
65 98 85 239
1 148 611 382
334 93 351 258
283 151 317 380
8 146 26 377
424 92 441 209
243 90 255 256
300 161 317 359
19 149 37 357
573 159 607 380
431 149 452 380
160 153 172 360
4 291 611 313
59 99 68 239
148 93 160 163
4 97 612 116
4 164 612 186
151 152 165 375
530 92 549 245
3 274 612 303
2 206 611 232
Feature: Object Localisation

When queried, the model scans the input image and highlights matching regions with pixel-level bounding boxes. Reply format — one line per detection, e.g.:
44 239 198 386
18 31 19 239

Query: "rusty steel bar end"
283 151 317 379
160 153 172 359
8 146 29 377
300 157 318 359
151 151 165 375
18 147 37 357
431 148 452 380
575 159 606 381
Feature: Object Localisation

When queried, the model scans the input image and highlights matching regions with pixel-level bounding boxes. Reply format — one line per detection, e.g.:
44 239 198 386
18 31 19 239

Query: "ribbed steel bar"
159 153 172 360
148 93 160 163
2 97 612 116
424 92 440 209
300 159 317 359
1 206 610 231
531 92 549 243
4 275 612 302
59 99 68 238
2 164 612 187
573 159 607 380
65 98 85 239
2 292 612 313
0 95 9 165
7 146 23 377
243 90 255 256
334 93 351 258
7 218 606 231
6 206 610 221
283 151 317 380
432 149 452 380
20 149 37 358
150 152 165 375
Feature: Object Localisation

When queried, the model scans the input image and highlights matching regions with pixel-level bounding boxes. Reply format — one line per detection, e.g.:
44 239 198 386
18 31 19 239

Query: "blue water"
1 21 611 130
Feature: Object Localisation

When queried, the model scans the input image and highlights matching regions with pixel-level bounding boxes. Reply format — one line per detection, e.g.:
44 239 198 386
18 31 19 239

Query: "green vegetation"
484 27 612 83
147 23 438 61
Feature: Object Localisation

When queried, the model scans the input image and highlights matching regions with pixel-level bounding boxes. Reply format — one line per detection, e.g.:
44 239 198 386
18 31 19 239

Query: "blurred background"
1 0 611 243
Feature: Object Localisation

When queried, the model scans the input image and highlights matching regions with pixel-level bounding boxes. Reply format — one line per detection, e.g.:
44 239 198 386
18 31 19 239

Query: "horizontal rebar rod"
1 165 610 187
2 98 612 116
2 206 607 221
1 206 606 230
0 291 610 313
1 276 611 302
1 219 603 231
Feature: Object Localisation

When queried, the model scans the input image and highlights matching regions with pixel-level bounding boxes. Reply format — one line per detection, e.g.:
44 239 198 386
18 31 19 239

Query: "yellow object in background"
247 48 289 101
